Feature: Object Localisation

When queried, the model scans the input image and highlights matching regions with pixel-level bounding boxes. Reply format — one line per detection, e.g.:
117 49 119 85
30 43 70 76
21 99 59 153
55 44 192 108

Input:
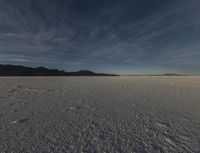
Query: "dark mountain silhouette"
0 64 118 76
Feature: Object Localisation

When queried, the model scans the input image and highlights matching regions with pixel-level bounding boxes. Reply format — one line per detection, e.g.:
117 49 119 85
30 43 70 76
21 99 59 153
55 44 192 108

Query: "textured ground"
0 77 200 153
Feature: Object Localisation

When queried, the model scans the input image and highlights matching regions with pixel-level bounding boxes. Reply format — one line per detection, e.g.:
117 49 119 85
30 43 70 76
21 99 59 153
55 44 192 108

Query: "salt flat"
0 77 200 153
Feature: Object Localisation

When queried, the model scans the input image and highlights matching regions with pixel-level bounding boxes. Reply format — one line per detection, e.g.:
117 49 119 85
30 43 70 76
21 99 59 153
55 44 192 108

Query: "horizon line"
0 63 198 76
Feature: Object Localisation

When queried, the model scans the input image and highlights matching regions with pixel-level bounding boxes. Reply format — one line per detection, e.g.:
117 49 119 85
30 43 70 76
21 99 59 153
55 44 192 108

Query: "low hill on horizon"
126 73 189 76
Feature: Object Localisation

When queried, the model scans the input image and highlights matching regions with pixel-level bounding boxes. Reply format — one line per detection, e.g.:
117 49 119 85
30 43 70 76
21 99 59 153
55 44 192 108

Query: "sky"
0 0 200 75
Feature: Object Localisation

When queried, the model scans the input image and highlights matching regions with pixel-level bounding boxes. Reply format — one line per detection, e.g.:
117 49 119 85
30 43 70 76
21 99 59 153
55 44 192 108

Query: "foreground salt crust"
0 76 200 152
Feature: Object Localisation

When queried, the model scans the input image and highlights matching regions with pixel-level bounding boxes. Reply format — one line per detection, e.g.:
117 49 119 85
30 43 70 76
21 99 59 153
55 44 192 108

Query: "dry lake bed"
0 77 200 153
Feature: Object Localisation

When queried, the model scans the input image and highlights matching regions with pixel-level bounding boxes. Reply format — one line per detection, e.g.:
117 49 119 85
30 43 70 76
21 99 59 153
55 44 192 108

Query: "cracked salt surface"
0 76 200 152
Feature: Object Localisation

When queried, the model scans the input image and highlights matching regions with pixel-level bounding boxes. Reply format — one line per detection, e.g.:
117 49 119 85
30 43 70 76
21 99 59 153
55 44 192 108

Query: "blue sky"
0 0 200 75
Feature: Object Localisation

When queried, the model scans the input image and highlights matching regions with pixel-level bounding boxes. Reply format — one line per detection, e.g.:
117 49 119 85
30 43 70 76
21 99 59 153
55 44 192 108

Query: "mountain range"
0 64 118 76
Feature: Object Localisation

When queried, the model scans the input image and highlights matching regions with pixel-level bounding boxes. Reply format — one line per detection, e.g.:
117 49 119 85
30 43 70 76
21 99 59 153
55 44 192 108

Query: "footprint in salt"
25 88 39 92
26 88 52 92
0 96 6 99
15 85 23 89
155 121 171 129
63 106 82 112
23 102 29 105
0 114 3 118
132 103 139 107
72 106 81 110
86 105 98 111
7 89 17 93
11 109 18 113
11 118 30 124
78 99 85 104
165 137 175 145
8 103 15 107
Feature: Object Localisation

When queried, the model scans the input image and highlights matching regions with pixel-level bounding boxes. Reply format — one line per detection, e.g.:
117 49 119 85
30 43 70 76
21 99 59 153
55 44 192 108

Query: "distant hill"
151 73 188 76
160 73 189 76
0 64 118 76
126 73 188 76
